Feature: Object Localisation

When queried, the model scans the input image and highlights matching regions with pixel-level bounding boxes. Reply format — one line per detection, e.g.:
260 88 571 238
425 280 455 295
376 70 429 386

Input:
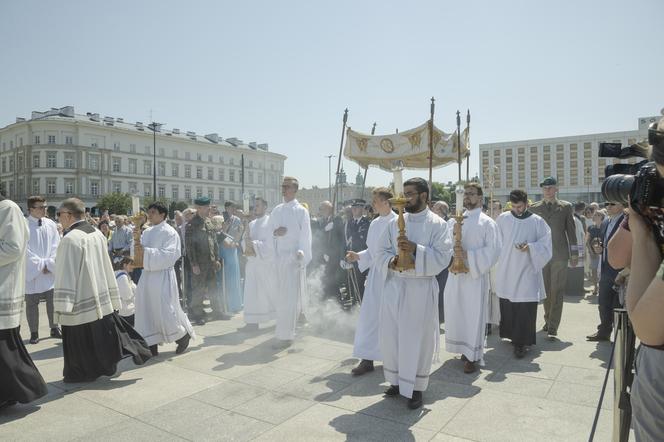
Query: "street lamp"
148 122 163 200
325 154 336 201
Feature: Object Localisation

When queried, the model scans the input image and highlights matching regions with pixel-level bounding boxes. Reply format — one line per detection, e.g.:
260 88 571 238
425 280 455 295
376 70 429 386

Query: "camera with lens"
600 122 664 244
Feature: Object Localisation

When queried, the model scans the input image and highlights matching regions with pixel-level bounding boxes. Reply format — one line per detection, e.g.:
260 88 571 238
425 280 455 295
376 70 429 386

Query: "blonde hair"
283 176 299 190
210 215 225 230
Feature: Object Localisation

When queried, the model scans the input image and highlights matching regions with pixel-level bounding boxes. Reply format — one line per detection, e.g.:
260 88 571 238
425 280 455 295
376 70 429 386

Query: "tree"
431 182 453 205
96 192 132 215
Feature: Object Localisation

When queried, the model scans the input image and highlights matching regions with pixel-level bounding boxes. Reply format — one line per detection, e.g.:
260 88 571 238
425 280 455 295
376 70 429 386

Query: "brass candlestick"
131 212 147 268
449 213 469 274
388 194 415 272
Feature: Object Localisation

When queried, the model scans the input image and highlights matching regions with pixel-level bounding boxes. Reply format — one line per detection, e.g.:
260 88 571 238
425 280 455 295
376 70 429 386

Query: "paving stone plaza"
0 292 615 441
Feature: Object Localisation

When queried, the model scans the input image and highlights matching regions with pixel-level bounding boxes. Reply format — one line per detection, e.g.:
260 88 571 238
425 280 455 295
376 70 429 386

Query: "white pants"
274 259 305 341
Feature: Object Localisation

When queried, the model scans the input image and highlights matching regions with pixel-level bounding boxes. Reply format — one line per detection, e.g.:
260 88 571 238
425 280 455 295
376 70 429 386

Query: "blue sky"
1 0 662 188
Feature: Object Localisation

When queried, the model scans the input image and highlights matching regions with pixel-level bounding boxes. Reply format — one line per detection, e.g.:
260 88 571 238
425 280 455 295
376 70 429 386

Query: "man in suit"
346 199 371 300
586 201 625 341
317 201 346 298
530 177 578 338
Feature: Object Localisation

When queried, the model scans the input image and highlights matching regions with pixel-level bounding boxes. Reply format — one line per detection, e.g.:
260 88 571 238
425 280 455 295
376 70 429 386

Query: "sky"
1 0 662 188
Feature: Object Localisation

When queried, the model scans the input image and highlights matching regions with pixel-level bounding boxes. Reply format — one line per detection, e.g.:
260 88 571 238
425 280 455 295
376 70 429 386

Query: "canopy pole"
360 122 376 201
456 110 462 182
465 109 471 181
333 108 349 210
428 97 435 197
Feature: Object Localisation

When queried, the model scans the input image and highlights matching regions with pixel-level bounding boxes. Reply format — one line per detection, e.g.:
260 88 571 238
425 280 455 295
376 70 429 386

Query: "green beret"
539 176 558 187
194 196 211 206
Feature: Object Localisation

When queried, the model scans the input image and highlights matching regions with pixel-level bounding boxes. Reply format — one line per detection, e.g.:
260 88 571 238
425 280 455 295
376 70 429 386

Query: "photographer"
625 119 664 441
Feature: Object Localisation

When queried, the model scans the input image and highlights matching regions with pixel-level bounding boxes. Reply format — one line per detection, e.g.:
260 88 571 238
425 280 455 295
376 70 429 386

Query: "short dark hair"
113 256 134 271
509 189 528 204
403 177 429 201
574 201 586 211
98 220 109 228
254 197 267 207
27 195 46 209
147 201 168 219
492 200 503 210
464 182 483 197
224 201 236 208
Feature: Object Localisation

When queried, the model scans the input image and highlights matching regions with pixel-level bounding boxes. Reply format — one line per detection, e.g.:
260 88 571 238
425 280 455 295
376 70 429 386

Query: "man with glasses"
377 177 453 409
24 196 61 344
530 177 578 338
443 183 501 374
586 201 625 341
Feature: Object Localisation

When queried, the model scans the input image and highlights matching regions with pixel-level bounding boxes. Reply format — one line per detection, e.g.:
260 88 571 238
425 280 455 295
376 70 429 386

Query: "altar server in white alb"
135 202 194 357
242 197 277 330
444 183 501 374
377 178 453 410
495 190 552 359
268 176 312 348
0 193 48 409
345 187 397 376
53 198 151 383
24 195 61 344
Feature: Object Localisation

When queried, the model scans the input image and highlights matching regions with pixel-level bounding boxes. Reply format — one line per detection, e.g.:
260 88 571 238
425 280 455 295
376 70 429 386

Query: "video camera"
600 122 664 244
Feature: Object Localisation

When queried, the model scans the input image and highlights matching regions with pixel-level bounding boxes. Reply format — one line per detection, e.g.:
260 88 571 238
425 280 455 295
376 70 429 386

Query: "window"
128 182 137 194
196 187 203 198
196 167 202 179
172 150 179 159
88 154 99 170
112 157 121 173
248 171 254 184
145 146 151 155
258 173 263 185
184 186 191 200
65 180 74 194
90 181 99 196
185 152 191 160
159 148 165 157
249 160 254 168
158 162 166 176
17 155 23 171
129 159 137 174
208 155 213 162
91 138 98 148
1 158 5 173
112 181 121 193
19 137 23 146
48 135 56 144
9 141 13 149
113 142 120 151
32 154 40 168
64 153 75 169
218 188 224 201
172 185 179 200
158 185 166 198
219 155 224 164
197 153 202 161
47 179 56 195
207 188 213 200
47 152 57 168
172 163 179 177
9 158 13 172
130 144 136 153
32 179 40 195
218 168 225 181
144 183 151 197
34 135 40 144
229 188 235 200
184 165 191 179
229 170 235 182
207 167 213 180
144 160 152 175
230 158 235 166
65 136 73 145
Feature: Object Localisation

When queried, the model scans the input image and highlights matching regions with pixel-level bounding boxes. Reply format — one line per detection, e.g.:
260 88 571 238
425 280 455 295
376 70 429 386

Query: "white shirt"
25 215 60 294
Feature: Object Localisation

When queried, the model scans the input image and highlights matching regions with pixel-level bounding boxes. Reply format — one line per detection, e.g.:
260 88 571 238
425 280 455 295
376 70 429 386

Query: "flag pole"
333 108 349 210
465 109 471 181
360 122 376 201
456 110 462 182
428 97 435 196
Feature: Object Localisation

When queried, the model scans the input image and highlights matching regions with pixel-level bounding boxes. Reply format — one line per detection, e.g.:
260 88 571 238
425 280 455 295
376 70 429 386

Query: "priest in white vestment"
444 183 501 373
54 198 151 383
135 202 195 356
346 187 397 376
268 177 312 348
0 194 48 408
243 197 277 328
495 190 552 358
376 178 453 409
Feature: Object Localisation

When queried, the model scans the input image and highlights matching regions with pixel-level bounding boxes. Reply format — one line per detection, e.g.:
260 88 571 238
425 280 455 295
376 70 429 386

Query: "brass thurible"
389 194 416 272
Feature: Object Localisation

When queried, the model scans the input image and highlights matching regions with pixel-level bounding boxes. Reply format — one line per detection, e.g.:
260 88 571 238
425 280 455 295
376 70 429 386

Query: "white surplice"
443 208 501 364
495 211 552 303
0 200 29 330
135 221 195 346
268 199 312 341
243 215 277 324
352 210 397 362
25 215 59 295
376 208 453 399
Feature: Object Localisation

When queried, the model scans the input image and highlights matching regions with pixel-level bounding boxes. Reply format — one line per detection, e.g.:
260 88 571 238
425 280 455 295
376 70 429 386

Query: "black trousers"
597 279 620 336
499 298 538 347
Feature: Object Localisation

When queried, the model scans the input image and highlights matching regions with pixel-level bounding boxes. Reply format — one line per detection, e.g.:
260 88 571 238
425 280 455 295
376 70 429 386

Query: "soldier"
185 196 228 325
317 201 346 299
530 177 578 338
346 199 371 300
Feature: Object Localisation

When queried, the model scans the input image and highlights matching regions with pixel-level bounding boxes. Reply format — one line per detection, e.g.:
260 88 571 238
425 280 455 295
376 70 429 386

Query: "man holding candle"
376 177 453 409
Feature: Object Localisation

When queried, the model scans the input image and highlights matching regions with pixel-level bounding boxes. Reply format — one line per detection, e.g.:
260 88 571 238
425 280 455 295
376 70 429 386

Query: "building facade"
0 106 286 211
478 116 659 203
298 168 373 213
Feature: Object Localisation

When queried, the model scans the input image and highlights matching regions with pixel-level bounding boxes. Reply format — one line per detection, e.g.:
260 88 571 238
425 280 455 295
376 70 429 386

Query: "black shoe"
514 345 526 359
486 324 492 335
0 400 17 410
541 324 548 332
50 327 62 339
547 329 558 339
195 318 206 326
272 340 292 350
586 332 610 342
149 345 159 357
384 385 400 397
241 323 259 332
351 360 374 376
175 334 190 355
29 332 39 345
408 391 423 409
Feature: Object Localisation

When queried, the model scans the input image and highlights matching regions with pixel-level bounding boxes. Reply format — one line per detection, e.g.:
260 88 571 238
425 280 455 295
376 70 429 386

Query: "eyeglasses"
465 193 479 197
32 205 47 209
403 191 423 198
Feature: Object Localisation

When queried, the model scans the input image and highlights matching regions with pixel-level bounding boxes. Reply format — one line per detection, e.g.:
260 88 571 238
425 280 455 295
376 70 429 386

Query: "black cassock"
0 327 48 404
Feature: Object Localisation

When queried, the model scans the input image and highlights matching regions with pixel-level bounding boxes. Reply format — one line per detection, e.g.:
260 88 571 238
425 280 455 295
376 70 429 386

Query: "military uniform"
346 213 371 300
319 215 346 298
530 192 578 335
185 213 221 322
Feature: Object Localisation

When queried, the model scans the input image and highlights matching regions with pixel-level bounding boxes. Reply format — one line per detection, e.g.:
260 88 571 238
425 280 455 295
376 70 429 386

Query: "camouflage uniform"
185 214 222 320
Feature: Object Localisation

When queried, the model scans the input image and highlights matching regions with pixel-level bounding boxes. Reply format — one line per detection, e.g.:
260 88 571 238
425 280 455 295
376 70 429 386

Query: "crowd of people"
1 123 663 437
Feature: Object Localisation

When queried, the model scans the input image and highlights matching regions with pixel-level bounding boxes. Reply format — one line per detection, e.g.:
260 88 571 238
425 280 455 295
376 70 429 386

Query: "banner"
343 121 469 170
